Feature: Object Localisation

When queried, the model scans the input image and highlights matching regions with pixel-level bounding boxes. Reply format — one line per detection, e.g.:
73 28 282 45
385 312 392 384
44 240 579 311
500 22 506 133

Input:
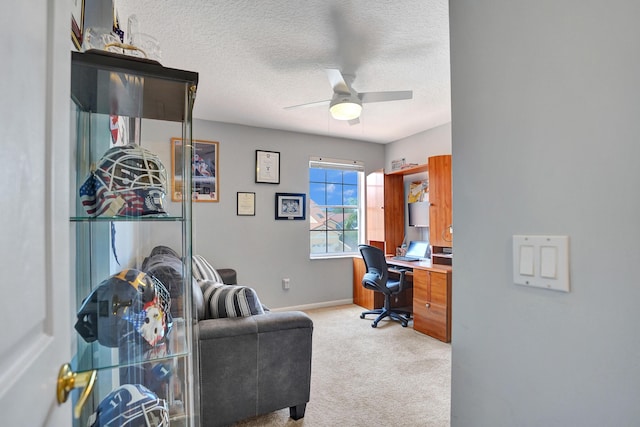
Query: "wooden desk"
353 256 452 343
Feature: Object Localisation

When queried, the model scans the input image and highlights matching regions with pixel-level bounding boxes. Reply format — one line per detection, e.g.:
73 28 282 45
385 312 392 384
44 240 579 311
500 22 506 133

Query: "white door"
0 1 72 426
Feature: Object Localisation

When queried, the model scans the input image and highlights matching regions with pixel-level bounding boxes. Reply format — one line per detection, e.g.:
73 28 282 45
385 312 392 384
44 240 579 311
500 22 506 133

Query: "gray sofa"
193 270 313 427
141 248 313 427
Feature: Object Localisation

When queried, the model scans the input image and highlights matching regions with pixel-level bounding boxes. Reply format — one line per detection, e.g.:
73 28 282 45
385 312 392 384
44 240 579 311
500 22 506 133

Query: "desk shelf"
387 163 428 176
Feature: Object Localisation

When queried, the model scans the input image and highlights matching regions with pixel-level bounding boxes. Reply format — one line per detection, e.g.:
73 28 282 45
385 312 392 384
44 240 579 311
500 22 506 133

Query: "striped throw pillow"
199 280 265 318
192 255 223 283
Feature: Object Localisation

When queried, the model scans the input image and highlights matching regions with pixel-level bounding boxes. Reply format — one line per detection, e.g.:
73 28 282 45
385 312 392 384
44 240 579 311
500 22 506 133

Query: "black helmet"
75 269 172 348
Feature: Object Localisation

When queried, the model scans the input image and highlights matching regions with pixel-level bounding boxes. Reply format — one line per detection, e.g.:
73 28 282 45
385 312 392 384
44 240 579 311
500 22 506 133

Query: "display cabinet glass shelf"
67 50 198 427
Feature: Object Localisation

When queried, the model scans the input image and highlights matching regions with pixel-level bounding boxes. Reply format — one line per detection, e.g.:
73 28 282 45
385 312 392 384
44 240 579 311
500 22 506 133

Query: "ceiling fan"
284 69 413 124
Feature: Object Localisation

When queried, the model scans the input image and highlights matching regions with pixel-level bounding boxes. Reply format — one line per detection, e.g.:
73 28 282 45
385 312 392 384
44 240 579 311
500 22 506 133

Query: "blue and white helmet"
87 384 169 427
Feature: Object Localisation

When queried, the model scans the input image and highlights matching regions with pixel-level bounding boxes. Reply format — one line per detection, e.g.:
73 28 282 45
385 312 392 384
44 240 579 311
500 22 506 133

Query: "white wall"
450 2 640 426
140 119 385 309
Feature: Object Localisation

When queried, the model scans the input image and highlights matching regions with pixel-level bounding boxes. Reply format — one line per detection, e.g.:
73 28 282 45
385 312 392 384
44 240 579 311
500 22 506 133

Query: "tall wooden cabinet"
356 157 453 342
429 155 453 257
366 170 404 254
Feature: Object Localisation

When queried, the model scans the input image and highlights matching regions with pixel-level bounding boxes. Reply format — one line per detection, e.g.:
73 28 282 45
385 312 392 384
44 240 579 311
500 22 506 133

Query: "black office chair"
358 244 411 328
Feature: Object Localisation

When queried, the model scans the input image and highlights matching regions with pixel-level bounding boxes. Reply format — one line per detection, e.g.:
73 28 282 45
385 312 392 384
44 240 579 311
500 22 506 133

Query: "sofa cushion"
192 255 223 283
200 280 265 318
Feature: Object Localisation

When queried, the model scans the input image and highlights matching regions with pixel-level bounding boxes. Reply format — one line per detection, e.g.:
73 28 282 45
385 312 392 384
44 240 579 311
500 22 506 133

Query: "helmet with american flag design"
79 144 167 217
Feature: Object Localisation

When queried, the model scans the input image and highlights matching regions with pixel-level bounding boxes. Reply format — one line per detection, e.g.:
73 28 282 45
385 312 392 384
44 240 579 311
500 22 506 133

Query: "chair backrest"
358 244 389 292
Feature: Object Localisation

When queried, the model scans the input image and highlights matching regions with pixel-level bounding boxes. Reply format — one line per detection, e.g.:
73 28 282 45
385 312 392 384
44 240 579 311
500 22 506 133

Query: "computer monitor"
404 241 430 259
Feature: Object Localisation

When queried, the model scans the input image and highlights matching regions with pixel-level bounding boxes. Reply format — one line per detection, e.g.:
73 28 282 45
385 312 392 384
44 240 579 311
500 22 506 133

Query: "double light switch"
512 235 570 292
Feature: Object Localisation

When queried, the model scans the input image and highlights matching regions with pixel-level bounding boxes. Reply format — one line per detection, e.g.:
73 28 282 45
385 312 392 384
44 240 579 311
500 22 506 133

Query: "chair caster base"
362 309 410 328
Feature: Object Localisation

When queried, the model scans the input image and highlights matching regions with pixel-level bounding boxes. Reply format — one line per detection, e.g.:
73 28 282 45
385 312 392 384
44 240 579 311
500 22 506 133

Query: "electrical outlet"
282 278 290 290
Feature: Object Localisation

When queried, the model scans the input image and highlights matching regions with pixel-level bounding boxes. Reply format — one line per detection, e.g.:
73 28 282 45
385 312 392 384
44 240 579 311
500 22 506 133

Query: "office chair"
358 244 411 328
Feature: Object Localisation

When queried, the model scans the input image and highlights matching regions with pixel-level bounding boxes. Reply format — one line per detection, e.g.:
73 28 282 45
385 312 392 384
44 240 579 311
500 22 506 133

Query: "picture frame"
255 150 280 184
171 138 219 202
71 0 85 50
275 193 306 220
237 192 256 216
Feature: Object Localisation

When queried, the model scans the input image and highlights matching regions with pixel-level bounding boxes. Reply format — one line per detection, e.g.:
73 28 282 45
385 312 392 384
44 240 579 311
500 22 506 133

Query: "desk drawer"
413 297 448 342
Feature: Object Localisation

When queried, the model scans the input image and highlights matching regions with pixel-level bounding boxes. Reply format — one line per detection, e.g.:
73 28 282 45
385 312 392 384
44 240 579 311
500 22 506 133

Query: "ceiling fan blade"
284 99 331 110
326 69 351 94
359 90 413 103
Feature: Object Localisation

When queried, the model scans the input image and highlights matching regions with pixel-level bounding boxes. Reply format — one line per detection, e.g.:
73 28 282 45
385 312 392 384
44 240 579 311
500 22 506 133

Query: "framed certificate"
237 192 255 216
255 150 280 184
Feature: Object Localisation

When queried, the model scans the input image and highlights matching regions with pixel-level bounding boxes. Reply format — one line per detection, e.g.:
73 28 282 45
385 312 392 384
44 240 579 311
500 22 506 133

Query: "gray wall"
385 122 452 172
141 119 451 309
450 2 640 426
142 119 385 309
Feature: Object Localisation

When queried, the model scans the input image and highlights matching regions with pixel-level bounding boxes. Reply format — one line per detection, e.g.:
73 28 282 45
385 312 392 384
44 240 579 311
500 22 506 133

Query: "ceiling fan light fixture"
329 95 362 121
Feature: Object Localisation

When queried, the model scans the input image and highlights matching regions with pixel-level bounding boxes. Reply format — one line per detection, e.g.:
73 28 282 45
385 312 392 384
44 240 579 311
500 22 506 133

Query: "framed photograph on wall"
275 193 306 220
71 0 85 50
237 192 255 216
255 150 280 184
171 138 219 202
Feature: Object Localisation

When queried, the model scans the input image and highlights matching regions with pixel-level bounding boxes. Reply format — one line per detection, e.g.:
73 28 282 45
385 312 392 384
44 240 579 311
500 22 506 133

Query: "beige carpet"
233 304 451 427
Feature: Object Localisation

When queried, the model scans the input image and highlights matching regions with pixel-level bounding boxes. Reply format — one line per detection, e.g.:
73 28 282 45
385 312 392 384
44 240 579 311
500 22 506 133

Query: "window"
309 157 364 257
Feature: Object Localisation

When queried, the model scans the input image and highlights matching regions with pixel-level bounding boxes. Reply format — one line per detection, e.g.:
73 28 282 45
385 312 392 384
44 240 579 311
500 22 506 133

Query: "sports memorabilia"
87 384 169 427
75 269 172 349
79 144 168 217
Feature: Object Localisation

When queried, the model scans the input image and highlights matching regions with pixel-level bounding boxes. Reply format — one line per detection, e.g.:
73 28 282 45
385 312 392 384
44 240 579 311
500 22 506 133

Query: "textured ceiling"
115 0 450 143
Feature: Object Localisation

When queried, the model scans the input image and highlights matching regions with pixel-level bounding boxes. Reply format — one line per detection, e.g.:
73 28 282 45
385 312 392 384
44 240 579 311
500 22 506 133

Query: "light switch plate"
512 235 570 292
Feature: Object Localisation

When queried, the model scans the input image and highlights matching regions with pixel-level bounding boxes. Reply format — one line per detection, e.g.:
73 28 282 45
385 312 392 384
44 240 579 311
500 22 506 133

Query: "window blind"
309 156 364 171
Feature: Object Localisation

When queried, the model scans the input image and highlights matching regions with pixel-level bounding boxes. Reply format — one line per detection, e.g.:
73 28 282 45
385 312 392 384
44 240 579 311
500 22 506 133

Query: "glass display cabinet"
62 50 198 427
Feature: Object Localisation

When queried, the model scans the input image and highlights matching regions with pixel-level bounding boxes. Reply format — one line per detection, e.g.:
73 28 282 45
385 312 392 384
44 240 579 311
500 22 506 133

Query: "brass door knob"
57 363 97 418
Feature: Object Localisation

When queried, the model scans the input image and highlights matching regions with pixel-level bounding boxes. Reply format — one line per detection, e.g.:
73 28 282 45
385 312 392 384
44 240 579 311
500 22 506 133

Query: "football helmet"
87 384 169 427
79 144 167 217
75 269 172 349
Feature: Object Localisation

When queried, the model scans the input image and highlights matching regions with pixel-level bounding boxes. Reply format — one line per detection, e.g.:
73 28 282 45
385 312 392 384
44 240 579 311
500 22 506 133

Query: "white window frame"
309 156 365 259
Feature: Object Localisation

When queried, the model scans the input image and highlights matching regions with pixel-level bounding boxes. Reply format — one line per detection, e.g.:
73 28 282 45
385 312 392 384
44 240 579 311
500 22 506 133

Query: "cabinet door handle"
57 363 97 418
425 303 430 308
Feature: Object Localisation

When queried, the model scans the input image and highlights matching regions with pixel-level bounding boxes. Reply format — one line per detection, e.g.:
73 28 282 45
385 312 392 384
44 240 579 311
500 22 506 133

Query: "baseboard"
270 299 354 312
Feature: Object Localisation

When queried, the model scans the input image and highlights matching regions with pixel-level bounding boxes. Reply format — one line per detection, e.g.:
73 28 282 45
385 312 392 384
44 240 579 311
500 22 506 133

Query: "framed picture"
237 192 255 216
275 193 306 220
255 150 280 184
71 0 85 50
171 138 219 202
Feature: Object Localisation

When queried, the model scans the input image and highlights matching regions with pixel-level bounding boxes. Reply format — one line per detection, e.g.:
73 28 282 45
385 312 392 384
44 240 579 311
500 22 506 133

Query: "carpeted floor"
232 304 451 427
